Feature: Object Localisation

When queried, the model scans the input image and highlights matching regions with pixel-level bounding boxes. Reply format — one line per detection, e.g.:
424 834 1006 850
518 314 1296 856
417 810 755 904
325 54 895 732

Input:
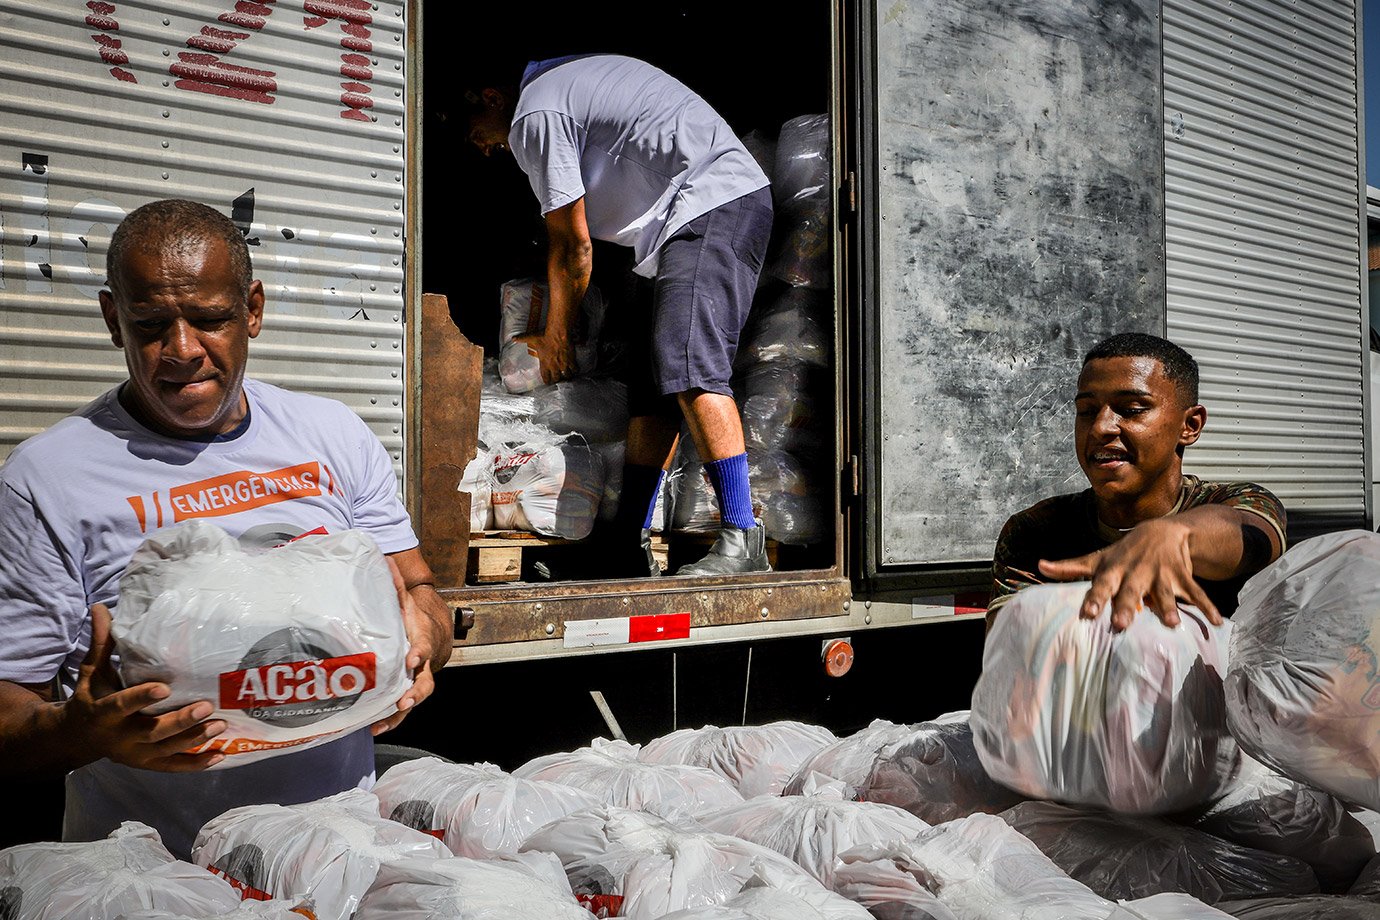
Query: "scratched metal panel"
1163 0 1368 523
869 0 1164 567
0 0 408 479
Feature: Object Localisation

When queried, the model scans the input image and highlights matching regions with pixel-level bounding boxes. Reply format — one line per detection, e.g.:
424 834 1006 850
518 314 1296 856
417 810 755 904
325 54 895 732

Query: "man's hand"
61 604 226 772
515 331 576 385
1037 518 1220 631
373 553 454 736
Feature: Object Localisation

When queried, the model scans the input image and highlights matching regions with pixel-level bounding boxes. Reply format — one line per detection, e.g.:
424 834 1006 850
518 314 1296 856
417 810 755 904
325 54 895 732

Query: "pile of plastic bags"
638 720 836 797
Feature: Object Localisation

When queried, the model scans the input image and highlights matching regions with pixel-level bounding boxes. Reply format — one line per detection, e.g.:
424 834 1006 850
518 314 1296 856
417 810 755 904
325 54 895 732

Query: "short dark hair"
106 199 252 297
1083 332 1199 405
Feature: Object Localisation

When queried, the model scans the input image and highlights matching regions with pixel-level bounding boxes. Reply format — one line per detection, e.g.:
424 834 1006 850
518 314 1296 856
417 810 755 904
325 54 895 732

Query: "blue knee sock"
616 464 665 531
704 452 756 530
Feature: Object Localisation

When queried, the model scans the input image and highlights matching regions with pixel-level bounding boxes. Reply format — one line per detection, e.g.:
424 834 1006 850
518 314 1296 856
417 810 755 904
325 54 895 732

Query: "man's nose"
162 320 205 363
1091 405 1119 435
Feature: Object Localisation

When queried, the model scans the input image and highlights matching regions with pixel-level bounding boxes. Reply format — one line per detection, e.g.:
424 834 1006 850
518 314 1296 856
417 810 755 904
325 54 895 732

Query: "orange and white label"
126 461 333 531
195 730 336 756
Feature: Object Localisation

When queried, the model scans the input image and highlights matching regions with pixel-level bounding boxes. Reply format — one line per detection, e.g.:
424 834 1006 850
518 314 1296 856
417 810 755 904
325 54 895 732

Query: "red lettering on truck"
303 0 377 121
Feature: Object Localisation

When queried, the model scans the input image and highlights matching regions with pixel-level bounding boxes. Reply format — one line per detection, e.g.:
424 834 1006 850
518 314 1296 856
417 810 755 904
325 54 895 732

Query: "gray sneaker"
675 523 772 576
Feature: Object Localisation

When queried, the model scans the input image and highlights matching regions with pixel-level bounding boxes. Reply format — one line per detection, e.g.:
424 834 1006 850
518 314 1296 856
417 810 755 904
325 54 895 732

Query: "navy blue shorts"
626 187 774 417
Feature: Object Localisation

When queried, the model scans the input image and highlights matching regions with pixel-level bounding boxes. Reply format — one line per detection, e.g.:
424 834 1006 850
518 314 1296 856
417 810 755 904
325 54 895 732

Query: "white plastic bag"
735 288 831 369
0 823 239 920
698 786 928 887
1225 530 1380 812
1001 800 1319 904
355 854 590 920
114 522 409 768
532 379 629 444
114 902 316 920
783 719 916 797
499 280 607 393
658 861 872 919
856 713 1024 824
639 721 836 797
489 431 604 539
972 581 1240 814
767 115 831 290
512 738 743 823
372 757 602 858
1190 755 1375 891
459 449 494 531
518 806 814 920
191 788 448 920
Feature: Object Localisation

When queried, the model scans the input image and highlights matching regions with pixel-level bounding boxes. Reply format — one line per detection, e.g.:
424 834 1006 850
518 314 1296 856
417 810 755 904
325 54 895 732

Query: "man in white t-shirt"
467 54 775 576
0 199 455 858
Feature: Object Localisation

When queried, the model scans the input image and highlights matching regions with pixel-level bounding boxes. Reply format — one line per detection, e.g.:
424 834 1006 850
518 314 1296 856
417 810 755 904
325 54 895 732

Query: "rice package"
191 789 448 920
1190 755 1375 891
489 433 604 539
116 902 317 920
459 450 493 531
856 713 1024 824
783 719 917 797
0 823 239 920
518 806 816 920
499 280 607 393
766 115 831 290
513 738 743 823
698 786 928 887
638 721 836 797
659 861 873 919
972 581 1240 814
372 757 602 858
114 522 409 768
735 287 832 369
355 853 591 920
1225 530 1380 812
1000 801 1319 904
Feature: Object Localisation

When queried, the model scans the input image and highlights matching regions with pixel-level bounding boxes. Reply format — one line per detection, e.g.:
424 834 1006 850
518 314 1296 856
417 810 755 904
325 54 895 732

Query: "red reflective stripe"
628 612 690 644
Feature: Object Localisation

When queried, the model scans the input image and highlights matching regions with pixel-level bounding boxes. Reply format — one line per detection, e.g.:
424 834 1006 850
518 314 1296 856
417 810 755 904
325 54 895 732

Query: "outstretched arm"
516 198 592 385
1038 505 1282 630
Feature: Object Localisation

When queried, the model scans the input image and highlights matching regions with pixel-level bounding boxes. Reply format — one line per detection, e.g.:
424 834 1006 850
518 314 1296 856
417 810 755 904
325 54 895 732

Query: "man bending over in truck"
0 199 455 858
987 332 1285 630
465 54 774 577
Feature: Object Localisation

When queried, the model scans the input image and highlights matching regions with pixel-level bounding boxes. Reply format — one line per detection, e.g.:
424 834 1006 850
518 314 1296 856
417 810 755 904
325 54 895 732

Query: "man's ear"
1179 403 1207 448
98 289 122 348
246 279 265 339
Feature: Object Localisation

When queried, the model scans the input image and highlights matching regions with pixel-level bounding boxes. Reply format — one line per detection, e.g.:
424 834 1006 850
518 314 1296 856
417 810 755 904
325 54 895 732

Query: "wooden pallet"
467 530 671 584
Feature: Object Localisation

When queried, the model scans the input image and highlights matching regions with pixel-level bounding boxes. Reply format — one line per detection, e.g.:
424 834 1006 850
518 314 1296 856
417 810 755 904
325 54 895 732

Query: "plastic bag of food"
740 392 826 458
735 288 831 369
191 788 448 920
783 719 918 797
1000 801 1319 904
0 823 239 920
488 430 604 539
372 757 602 858
114 522 409 769
639 721 836 797
355 853 591 920
856 713 1024 824
670 455 725 533
115 901 317 920
499 279 607 393
513 738 743 823
698 786 928 886
459 448 494 531
972 581 1240 814
1214 897 1380 919
766 115 831 289
1226 530 1380 812
518 806 815 920
1189 755 1375 891
659 860 873 919
532 378 629 444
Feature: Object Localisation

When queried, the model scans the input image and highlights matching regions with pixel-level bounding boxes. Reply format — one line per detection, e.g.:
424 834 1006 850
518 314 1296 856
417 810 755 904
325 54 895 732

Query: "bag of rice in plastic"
372 757 602 858
1225 530 1380 813
0 823 239 920
658 860 872 919
115 901 317 920
513 738 742 823
488 429 604 539
114 522 410 769
639 721 836 797
783 719 918 797
355 853 590 920
735 287 831 370
191 789 447 920
766 115 831 290
498 279 607 394
973 581 1240 814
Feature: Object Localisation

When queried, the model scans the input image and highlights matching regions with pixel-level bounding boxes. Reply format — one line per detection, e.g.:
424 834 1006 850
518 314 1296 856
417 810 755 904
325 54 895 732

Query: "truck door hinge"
841 170 857 220
843 455 860 500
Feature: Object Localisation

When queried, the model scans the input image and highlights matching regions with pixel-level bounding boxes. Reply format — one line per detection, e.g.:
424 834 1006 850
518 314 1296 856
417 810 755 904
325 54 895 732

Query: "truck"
0 0 1368 776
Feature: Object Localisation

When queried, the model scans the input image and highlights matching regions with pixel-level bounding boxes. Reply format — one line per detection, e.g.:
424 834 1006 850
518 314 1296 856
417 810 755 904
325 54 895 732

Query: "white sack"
1190 755 1375 891
972 581 1240 814
638 721 836 797
783 719 917 797
115 522 409 769
856 713 1023 824
372 757 602 858
1225 530 1380 812
489 434 604 539
1215 896 1380 919
459 449 494 532
698 787 927 887
115 902 314 920
0 823 239 920
498 279 607 394
735 288 831 369
531 379 629 444
1112 893 1236 919
766 115 831 290
355 854 590 920
513 738 742 823
1001 800 1319 904
518 806 815 920
191 788 448 920
658 861 872 919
